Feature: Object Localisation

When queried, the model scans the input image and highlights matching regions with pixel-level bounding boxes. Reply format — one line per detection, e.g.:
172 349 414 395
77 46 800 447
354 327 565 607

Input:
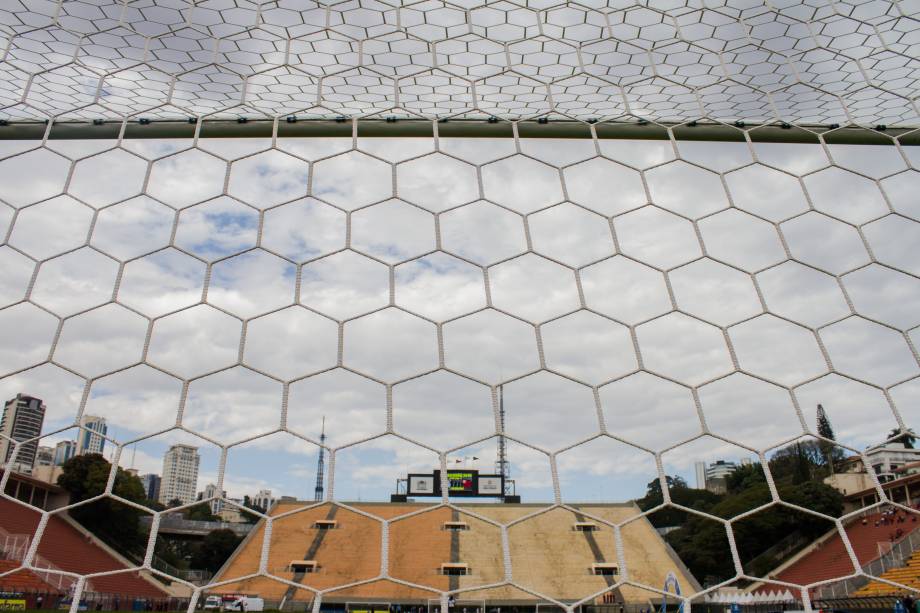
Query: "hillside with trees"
637 429 845 586
56 454 240 578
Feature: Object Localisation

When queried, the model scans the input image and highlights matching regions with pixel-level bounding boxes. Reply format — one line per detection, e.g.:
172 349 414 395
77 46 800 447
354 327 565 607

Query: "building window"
440 563 469 576
592 564 618 576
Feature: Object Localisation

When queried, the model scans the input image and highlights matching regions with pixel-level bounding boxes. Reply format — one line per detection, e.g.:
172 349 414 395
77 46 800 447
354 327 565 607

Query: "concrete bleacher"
762 511 916 590
211 502 699 605
0 497 166 598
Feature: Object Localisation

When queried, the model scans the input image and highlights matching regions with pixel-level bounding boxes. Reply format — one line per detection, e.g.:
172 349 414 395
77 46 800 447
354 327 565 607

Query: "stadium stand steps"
855 550 920 595
213 503 698 605
0 559 60 592
0 498 166 598
763 512 918 592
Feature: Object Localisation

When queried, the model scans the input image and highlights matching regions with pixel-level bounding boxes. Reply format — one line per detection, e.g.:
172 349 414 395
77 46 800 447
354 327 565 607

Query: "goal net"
0 2 918 613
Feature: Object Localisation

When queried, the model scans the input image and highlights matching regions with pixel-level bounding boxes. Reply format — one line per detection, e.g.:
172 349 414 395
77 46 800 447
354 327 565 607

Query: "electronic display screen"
446 471 475 493
406 470 504 497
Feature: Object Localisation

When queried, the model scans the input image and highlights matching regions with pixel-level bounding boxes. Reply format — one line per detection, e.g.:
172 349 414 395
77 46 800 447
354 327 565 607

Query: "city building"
77 415 108 456
141 473 161 502
824 442 920 498
866 442 920 482
218 506 246 523
54 440 76 466
694 461 706 489
700 460 738 494
35 445 54 467
0 394 47 473
253 489 274 511
32 464 64 485
158 444 200 506
202 483 226 515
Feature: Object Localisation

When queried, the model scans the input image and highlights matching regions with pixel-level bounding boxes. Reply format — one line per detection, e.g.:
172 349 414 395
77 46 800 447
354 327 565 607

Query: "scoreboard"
406 469 504 498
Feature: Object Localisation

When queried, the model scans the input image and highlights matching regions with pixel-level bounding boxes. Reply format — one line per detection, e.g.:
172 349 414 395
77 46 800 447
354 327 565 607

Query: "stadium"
1 1 920 613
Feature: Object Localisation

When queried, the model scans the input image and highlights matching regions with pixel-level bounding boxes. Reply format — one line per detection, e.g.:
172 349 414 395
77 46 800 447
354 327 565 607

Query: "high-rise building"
0 394 47 473
202 483 226 514
35 446 54 467
694 461 706 490
141 473 161 502
77 415 107 456
158 444 200 506
54 440 77 466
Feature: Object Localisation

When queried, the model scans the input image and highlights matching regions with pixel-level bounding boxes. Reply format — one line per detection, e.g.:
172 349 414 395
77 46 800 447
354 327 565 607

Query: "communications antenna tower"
495 385 512 495
314 417 326 502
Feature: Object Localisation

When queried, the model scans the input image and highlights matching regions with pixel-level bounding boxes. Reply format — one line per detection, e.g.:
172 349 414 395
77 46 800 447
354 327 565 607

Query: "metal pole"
0 118 917 145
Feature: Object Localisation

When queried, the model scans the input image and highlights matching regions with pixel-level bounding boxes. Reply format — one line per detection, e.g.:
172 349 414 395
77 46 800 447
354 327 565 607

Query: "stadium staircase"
762 511 918 591
0 497 166 598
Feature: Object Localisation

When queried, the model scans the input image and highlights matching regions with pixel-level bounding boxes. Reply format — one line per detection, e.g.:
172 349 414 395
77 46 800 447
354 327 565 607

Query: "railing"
149 556 212 585
1 531 29 561
815 529 920 599
139 515 254 537
0 526 90 593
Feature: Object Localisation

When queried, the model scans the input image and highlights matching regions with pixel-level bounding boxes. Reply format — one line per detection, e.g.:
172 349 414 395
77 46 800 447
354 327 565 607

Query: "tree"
185 503 219 522
665 480 843 584
143 499 166 512
167 498 183 509
192 529 242 572
725 463 766 494
636 476 721 528
642 475 688 500
888 428 917 450
56 454 148 555
769 441 822 484
816 404 843 473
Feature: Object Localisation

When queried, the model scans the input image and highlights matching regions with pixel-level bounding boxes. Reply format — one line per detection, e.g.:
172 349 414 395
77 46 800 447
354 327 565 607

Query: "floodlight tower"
495 385 512 495
314 417 326 502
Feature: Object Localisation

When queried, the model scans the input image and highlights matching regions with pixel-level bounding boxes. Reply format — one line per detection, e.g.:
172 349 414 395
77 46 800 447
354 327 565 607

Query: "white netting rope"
0 1 917 125
0 1 917 613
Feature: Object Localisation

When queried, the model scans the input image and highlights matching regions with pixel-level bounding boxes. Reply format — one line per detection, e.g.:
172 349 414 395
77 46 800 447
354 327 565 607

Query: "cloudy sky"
1 133 919 505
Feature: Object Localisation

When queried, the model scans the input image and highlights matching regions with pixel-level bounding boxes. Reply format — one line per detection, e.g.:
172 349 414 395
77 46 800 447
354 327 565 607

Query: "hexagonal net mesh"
0 2 920 613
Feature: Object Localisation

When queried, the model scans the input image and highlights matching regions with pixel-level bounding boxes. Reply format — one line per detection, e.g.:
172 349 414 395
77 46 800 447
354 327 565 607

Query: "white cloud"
2 136 918 505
